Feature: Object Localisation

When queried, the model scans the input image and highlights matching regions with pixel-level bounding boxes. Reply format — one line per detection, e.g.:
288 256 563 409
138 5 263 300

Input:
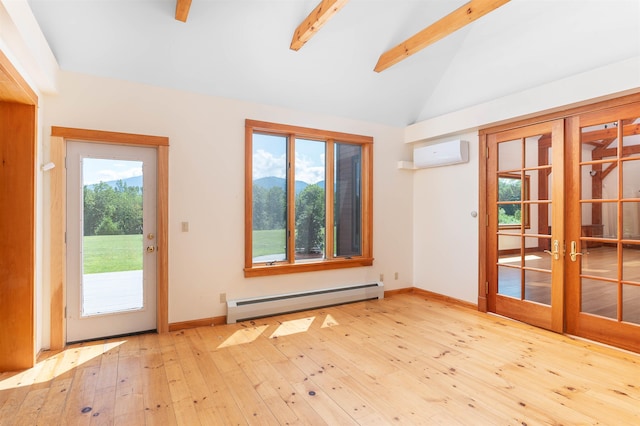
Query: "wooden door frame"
0 50 38 371
49 127 169 350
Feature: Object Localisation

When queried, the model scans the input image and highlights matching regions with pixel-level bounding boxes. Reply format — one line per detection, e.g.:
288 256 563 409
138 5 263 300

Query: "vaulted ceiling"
27 0 640 127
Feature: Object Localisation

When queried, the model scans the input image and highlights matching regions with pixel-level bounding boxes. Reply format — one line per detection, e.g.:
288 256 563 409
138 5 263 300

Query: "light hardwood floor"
1 294 639 425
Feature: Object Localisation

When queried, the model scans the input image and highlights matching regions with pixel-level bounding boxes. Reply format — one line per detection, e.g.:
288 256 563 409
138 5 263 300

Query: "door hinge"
485 281 489 295
65 306 67 318
485 145 489 159
486 214 489 227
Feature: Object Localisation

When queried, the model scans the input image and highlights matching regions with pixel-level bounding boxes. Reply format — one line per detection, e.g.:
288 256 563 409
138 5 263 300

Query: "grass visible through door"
83 234 143 274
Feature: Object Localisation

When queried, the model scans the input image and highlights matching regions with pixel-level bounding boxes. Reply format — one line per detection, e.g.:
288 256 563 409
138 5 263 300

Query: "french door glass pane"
581 278 617 320
622 160 640 199
498 139 521 171
581 245 618 280
524 270 551 305
581 202 617 238
580 162 618 200
524 237 551 270
252 133 288 263
295 139 326 261
622 202 640 240
498 266 520 298
622 245 640 281
334 143 362 258
622 284 640 324
82 158 144 317
622 117 640 156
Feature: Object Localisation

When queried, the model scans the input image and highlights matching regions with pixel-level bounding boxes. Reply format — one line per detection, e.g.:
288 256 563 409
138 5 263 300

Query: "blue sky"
253 134 325 184
82 158 143 185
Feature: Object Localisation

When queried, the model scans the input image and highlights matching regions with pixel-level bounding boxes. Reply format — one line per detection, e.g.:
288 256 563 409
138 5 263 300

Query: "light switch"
181 221 189 232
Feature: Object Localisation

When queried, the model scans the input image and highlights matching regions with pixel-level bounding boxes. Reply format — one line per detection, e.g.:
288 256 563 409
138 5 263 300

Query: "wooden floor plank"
0 294 639 425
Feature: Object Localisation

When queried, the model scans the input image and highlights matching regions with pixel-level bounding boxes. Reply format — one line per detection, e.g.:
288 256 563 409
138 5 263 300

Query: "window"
498 173 530 229
245 120 373 277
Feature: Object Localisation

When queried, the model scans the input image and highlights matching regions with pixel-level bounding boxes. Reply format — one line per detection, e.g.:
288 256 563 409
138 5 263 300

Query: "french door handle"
544 239 560 260
570 241 584 262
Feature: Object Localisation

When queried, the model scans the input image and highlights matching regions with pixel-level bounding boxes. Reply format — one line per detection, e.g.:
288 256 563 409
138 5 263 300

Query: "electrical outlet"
379 273 384 282
219 293 226 303
394 272 399 280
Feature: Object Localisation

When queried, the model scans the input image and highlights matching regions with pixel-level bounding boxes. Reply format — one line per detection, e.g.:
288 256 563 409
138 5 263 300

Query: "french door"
66 142 157 342
486 99 640 353
487 120 565 332
565 104 640 352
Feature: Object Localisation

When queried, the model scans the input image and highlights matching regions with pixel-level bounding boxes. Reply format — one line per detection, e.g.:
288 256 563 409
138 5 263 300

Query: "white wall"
412 132 479 304
41 71 413 338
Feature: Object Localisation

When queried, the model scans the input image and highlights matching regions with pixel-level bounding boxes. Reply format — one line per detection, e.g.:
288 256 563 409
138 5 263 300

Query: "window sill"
244 257 374 278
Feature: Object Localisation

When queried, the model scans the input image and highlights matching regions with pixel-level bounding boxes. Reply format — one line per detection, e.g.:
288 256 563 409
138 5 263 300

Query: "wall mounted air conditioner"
413 139 469 169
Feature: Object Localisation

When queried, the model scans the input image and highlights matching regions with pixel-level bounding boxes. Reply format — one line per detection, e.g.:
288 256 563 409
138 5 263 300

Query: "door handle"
544 239 560 260
570 241 584 262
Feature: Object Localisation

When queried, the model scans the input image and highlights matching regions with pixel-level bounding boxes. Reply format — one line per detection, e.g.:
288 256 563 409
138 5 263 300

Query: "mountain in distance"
254 176 325 195
85 175 143 190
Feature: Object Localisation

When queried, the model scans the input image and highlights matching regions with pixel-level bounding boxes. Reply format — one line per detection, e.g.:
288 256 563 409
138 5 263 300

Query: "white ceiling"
27 0 640 127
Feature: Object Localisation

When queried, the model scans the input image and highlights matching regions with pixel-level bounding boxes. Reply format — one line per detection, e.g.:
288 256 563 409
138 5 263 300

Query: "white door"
66 141 157 342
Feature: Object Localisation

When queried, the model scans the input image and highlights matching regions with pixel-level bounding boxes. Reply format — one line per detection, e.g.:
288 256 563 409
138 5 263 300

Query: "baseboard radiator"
226 282 384 324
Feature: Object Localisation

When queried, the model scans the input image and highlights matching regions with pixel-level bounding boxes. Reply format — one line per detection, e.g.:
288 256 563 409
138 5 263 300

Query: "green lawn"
252 229 286 257
83 234 143 274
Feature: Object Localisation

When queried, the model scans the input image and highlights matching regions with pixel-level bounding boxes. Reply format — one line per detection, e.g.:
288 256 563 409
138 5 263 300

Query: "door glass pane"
524 237 551 270
498 139 521 171
581 162 617 200
525 270 551 305
498 266 520 298
295 138 326 261
525 133 551 168
581 121 618 158
498 203 522 228
252 133 288 263
82 158 144 316
581 245 618 280
621 117 640 158
582 202 617 239
335 143 361 258
622 284 640 324
622 160 640 199
622 245 640 281
498 235 521 298
581 278 617 320
622 202 640 240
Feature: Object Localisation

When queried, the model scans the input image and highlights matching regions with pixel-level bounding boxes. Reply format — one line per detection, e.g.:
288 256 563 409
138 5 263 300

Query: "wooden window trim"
245 119 373 277
49 127 169 350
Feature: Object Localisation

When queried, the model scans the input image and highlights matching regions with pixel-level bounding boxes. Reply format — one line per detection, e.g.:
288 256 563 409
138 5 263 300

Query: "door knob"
570 241 583 262
544 239 560 260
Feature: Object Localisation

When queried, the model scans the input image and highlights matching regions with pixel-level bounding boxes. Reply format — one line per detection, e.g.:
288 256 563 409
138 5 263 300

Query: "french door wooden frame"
479 91 640 353
49 127 169 350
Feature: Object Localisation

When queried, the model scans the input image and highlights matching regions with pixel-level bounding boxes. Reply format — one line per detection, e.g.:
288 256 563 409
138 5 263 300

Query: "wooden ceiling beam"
290 0 349 51
175 0 192 23
374 0 510 72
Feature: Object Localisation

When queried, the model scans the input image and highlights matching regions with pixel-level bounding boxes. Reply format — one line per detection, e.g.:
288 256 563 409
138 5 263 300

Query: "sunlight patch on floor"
0 340 126 390
217 325 269 349
270 317 315 338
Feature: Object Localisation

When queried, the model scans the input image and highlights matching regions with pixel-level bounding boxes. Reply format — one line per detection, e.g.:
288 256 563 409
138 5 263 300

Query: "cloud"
253 148 286 179
295 152 324 184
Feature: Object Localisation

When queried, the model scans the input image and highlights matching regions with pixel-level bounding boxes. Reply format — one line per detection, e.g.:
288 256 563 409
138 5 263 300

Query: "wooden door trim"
0 50 38 105
479 91 640 136
49 127 169 350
